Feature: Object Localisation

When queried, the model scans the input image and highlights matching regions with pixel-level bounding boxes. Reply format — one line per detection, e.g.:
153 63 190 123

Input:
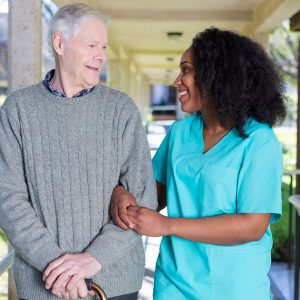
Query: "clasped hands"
111 186 168 236
43 252 101 299
43 188 164 299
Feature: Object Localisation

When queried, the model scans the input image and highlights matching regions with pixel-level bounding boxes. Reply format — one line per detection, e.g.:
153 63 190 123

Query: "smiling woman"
111 27 287 300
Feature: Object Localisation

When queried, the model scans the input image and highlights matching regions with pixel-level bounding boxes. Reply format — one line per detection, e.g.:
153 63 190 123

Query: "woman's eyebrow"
180 61 192 65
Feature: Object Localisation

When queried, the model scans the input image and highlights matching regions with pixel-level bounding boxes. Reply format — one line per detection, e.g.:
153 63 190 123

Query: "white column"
137 76 151 122
129 68 137 103
107 59 121 90
253 33 269 49
7 1 42 298
119 60 130 94
8 0 42 92
108 59 130 94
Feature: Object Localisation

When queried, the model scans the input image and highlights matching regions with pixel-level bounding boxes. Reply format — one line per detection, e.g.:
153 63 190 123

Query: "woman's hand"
127 206 169 237
111 185 137 230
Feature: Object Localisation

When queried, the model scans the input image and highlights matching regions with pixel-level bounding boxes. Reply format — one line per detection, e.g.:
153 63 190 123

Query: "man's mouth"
86 66 100 72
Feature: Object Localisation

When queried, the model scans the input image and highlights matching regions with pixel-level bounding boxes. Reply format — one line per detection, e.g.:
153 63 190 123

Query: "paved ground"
270 262 294 300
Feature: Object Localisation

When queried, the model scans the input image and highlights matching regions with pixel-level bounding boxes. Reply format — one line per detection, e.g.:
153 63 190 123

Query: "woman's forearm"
163 213 271 245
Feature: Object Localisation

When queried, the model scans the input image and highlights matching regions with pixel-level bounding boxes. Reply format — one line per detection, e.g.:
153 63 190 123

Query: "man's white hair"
48 3 110 52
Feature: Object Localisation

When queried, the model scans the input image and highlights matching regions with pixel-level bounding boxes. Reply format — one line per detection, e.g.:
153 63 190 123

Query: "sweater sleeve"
85 105 157 269
0 100 64 272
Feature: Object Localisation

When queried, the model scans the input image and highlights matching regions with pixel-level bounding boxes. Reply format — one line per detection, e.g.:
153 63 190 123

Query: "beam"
242 0 300 35
290 10 300 31
131 50 183 56
102 9 252 22
138 64 178 69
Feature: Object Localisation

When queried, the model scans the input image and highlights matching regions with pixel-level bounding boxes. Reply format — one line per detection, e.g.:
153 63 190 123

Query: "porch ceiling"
53 0 300 84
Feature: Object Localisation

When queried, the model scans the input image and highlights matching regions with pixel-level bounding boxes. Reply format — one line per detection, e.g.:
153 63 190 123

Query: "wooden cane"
85 279 107 300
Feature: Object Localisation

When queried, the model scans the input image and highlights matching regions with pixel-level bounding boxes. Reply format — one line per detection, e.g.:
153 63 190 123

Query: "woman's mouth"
178 90 188 100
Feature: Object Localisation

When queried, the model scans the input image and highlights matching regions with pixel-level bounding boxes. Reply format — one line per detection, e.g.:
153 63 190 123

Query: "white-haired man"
0 3 156 300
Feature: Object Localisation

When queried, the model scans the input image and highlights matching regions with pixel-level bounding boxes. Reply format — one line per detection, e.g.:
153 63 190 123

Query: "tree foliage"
268 22 299 86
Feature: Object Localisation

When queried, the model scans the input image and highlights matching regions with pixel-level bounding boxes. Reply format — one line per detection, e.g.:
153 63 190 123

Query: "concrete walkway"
270 262 294 300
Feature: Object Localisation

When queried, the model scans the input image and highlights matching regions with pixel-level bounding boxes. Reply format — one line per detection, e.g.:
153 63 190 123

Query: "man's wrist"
83 252 102 275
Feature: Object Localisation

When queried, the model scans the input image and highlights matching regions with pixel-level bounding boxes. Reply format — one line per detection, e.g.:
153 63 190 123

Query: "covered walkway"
1 1 300 300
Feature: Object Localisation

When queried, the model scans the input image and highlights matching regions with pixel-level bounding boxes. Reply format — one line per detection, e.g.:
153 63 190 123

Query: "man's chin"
85 79 100 88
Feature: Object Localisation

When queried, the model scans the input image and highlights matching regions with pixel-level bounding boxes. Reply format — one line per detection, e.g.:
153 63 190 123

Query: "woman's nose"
173 75 182 88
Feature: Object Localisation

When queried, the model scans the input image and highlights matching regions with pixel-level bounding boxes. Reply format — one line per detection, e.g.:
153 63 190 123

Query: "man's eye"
88 45 95 48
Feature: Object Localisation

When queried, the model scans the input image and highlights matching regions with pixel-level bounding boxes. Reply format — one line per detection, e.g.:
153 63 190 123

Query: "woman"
111 28 286 299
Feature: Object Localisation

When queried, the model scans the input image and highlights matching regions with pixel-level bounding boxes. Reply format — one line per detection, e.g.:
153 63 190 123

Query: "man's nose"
95 47 107 63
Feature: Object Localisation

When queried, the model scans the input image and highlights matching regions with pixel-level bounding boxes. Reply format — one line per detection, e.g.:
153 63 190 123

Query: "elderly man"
0 3 156 300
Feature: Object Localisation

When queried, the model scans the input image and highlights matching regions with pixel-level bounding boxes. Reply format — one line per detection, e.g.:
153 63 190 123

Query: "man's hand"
43 253 101 298
51 278 95 300
127 206 168 237
111 185 137 230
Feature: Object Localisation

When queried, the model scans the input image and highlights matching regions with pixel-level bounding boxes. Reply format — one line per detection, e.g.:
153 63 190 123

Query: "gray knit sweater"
0 82 157 299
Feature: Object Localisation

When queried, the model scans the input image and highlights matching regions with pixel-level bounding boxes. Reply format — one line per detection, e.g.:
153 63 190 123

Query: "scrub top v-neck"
152 114 282 300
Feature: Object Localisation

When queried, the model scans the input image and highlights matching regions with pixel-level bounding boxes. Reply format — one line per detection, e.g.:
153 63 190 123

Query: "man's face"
59 19 108 90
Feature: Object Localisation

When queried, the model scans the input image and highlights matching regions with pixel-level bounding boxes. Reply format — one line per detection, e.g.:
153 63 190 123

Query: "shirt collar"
43 69 95 98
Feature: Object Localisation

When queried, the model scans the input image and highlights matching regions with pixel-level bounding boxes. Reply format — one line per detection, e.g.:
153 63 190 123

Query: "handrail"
0 248 13 277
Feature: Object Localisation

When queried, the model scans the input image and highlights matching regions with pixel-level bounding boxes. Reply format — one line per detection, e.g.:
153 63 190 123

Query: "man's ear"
52 32 65 56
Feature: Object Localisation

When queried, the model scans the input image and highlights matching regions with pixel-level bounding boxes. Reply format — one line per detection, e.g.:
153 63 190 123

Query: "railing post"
7 245 17 300
8 268 18 300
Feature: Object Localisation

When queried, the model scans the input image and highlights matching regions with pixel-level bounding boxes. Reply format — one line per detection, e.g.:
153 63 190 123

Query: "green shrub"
0 229 7 242
271 182 290 261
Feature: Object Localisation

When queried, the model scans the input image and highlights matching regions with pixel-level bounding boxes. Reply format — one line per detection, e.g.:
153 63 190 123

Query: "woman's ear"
52 32 65 56
199 88 206 105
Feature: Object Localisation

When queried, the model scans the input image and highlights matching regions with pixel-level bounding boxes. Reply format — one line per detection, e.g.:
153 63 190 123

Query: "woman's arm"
126 206 271 245
111 181 166 229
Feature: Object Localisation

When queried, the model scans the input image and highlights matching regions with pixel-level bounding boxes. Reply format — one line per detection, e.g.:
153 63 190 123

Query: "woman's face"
173 47 204 113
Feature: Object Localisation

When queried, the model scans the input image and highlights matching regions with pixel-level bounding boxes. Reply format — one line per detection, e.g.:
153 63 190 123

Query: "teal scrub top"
152 114 282 300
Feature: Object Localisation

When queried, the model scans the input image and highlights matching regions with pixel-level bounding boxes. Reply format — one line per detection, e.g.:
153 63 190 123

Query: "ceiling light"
166 57 174 62
167 32 183 43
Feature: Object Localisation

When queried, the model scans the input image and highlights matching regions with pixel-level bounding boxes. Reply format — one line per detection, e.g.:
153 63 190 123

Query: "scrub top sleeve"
152 128 172 186
237 139 283 224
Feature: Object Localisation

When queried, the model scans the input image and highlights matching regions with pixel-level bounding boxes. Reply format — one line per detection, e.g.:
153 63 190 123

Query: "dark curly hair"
191 27 287 137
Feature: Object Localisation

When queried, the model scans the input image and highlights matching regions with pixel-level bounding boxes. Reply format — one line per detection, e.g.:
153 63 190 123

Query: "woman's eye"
182 67 190 74
88 45 95 48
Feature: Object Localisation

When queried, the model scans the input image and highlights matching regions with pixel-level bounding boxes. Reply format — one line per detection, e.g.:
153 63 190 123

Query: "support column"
7 3 42 299
119 60 130 95
253 33 269 49
138 76 151 122
107 59 121 90
296 39 300 194
107 58 130 94
129 65 137 104
8 0 42 92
